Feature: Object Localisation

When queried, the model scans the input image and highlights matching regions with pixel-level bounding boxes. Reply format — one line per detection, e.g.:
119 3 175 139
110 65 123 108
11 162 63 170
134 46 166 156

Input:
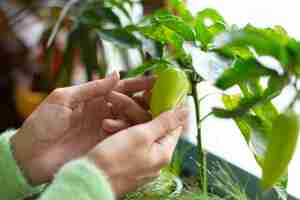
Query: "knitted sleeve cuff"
38 159 115 200
0 130 44 200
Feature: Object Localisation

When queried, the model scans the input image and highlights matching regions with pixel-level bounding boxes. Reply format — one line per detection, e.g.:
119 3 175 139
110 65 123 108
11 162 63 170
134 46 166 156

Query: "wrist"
10 130 40 186
86 153 117 194
86 153 106 174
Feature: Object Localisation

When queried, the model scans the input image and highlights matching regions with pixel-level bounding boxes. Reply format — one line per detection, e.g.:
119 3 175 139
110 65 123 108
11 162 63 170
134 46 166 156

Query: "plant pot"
14 85 47 119
175 139 299 200
124 170 183 200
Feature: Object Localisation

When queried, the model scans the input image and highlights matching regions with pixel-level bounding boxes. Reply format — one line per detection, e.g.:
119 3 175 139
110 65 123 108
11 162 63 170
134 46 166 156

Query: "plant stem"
192 83 208 195
139 48 145 62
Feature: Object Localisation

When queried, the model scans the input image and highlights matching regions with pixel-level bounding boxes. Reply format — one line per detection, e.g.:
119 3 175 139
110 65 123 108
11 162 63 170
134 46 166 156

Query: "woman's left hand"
11 72 154 185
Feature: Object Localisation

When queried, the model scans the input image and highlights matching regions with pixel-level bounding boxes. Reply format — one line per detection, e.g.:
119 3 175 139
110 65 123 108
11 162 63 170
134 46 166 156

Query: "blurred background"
1 0 300 198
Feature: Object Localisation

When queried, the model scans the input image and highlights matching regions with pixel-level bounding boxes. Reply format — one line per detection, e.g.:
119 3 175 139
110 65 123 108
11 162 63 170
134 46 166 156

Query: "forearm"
0 130 115 200
0 130 43 200
37 159 115 200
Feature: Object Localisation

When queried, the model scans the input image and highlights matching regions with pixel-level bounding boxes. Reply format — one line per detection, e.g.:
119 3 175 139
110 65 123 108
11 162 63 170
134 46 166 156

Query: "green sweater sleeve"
0 130 43 200
37 159 115 200
0 130 115 200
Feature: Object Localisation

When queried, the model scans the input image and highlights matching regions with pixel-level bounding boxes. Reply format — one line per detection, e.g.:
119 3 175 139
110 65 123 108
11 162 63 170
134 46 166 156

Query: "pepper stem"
192 82 208 195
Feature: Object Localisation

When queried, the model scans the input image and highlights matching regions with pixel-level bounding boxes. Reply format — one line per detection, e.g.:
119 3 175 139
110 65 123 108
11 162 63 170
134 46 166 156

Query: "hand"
87 107 188 198
11 72 154 185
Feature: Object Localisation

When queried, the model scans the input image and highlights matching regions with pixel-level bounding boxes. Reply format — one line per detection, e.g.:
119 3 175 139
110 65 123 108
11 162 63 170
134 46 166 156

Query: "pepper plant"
49 0 300 199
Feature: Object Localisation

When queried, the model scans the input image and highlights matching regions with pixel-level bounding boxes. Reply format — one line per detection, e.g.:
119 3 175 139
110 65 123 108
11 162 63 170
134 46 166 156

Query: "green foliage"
124 170 178 200
153 14 195 41
261 110 299 190
79 28 102 80
215 58 278 90
211 163 249 200
169 0 194 24
79 2 122 26
50 0 300 197
125 59 170 78
213 24 300 69
97 28 141 48
54 27 81 87
195 8 226 49
139 23 184 50
49 0 139 84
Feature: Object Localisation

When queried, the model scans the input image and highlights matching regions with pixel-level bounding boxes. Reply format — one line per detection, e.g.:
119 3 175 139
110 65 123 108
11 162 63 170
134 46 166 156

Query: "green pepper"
150 67 190 117
261 110 299 190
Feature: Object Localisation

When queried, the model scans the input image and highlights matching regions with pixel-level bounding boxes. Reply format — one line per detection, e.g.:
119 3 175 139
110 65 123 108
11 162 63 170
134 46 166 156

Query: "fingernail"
108 71 120 80
106 91 124 110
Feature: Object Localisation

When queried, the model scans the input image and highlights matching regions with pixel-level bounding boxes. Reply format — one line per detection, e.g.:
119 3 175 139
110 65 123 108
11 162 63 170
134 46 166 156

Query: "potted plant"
10 0 133 119
43 0 300 199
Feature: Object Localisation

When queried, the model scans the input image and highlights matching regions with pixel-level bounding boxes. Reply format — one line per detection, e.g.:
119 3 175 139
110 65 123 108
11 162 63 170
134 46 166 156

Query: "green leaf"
214 25 291 67
213 95 264 118
154 41 165 58
79 29 100 81
261 110 299 190
274 175 288 200
139 24 184 50
106 0 132 21
221 94 270 161
239 79 279 125
220 98 298 191
169 0 194 23
79 6 121 27
215 59 278 90
286 39 300 75
264 74 289 99
243 114 271 163
98 29 141 48
54 26 81 87
154 14 195 41
195 8 226 48
222 94 251 141
220 94 272 165
244 25 290 47
125 59 170 78
220 93 297 191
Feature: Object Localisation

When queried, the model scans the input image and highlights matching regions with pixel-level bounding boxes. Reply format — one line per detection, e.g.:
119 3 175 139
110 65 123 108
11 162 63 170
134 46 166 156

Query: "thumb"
144 107 188 142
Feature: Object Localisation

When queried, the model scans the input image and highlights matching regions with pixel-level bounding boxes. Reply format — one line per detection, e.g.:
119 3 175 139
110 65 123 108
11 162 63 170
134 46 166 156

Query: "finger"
135 89 152 110
156 127 182 151
66 71 119 108
132 95 149 110
150 127 183 169
115 75 155 95
144 106 188 141
143 89 152 105
107 91 152 124
102 119 130 134
107 102 125 120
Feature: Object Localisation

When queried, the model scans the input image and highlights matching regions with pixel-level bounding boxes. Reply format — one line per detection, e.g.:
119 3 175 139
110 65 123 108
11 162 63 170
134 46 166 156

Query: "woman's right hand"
87 107 188 198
